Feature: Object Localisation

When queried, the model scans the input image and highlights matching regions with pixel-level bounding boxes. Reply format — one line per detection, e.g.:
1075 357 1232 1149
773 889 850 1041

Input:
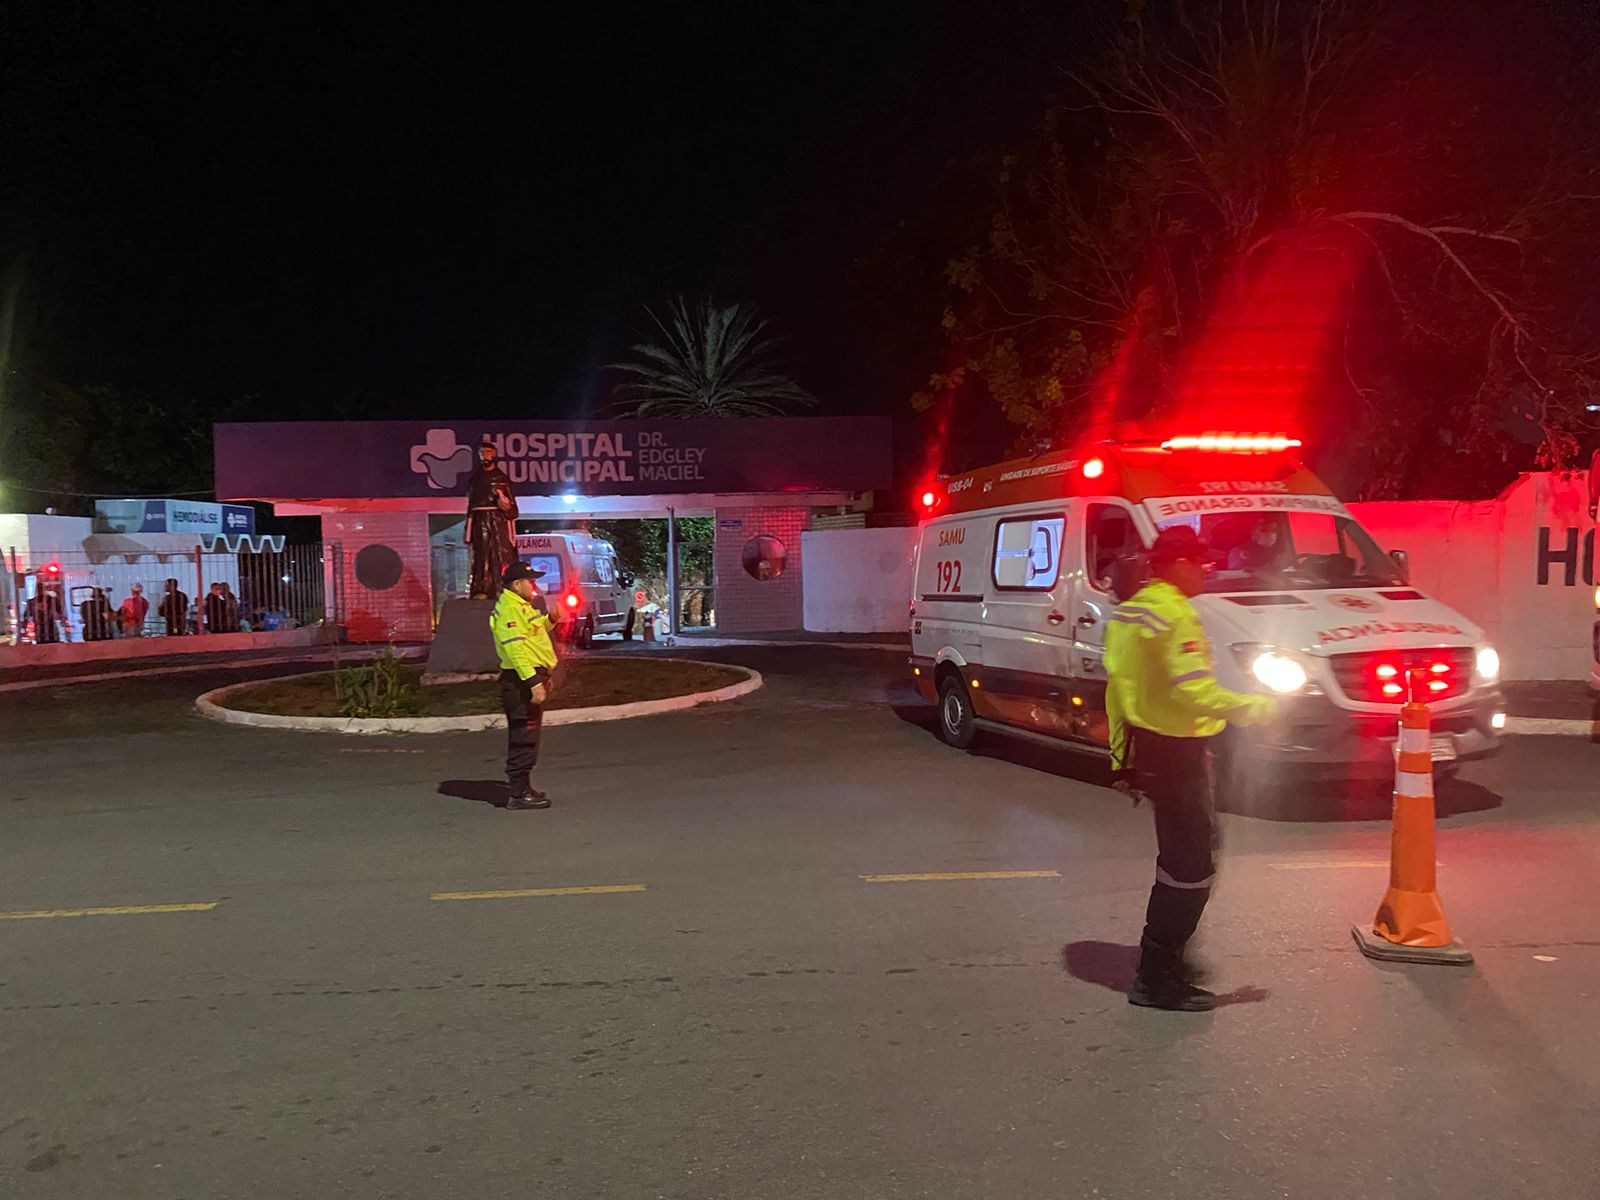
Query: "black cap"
501 560 545 586
1148 525 1206 567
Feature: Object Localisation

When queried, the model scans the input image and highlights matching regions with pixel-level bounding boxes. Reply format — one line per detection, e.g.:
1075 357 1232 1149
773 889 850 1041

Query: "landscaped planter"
195 657 762 734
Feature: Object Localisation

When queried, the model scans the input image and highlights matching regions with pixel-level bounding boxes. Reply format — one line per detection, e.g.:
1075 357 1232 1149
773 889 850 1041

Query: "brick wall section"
711 506 806 633
320 512 434 643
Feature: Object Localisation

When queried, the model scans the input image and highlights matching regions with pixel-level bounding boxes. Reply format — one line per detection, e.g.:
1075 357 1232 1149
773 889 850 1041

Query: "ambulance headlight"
1233 643 1310 694
1249 650 1309 694
1474 645 1500 682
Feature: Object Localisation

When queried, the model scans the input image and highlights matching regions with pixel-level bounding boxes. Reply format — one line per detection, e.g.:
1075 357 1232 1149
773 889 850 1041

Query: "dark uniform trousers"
499 668 549 795
1127 726 1219 981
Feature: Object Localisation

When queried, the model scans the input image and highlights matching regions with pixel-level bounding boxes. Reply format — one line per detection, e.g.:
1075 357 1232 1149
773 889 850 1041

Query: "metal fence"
4 543 329 644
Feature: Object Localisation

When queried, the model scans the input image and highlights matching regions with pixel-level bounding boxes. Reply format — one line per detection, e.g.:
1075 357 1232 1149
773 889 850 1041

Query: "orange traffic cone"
1351 668 1474 965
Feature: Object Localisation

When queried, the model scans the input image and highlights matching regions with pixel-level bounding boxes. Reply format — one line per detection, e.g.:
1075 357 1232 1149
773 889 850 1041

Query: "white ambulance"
908 429 1506 802
515 532 637 647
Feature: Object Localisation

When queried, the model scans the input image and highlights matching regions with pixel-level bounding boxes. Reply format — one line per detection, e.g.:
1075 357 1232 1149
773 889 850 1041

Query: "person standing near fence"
159 579 188 637
203 582 240 633
80 587 117 641
492 560 557 810
119 583 149 637
24 584 66 644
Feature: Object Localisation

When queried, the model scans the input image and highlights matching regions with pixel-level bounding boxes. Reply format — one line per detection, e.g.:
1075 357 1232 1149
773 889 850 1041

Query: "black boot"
1128 939 1215 1012
506 791 551 810
1127 975 1216 1012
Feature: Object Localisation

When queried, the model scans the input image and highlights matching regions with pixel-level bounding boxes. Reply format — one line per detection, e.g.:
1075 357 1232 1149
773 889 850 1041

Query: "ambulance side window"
992 515 1066 590
1085 503 1143 595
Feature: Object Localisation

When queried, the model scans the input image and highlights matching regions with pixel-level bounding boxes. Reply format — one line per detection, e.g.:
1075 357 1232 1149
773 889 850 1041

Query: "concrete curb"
1503 716 1599 737
194 659 763 735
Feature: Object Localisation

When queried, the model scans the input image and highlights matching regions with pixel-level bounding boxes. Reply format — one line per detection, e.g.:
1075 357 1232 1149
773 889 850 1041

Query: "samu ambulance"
515 532 638 647
908 428 1506 801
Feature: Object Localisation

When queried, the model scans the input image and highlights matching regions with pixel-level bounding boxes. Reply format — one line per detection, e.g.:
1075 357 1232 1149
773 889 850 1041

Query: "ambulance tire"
937 674 978 750
578 617 594 649
622 609 636 642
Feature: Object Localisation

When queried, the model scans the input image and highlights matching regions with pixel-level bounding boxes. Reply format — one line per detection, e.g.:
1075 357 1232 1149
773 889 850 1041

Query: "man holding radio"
491 560 559 810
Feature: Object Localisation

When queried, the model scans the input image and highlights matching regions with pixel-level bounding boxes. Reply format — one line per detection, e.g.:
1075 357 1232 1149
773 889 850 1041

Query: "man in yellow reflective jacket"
491 560 559 810
1105 526 1277 1011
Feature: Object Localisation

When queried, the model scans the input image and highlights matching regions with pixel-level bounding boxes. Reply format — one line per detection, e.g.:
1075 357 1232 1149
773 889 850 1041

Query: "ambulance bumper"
1237 690 1505 780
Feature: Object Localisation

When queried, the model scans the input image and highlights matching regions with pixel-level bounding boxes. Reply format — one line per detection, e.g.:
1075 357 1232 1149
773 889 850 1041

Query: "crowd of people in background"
17 577 267 644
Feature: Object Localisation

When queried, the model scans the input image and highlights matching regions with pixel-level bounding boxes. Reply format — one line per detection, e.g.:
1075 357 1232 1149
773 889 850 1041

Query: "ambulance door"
1071 500 1147 747
979 509 1074 738
913 515 986 667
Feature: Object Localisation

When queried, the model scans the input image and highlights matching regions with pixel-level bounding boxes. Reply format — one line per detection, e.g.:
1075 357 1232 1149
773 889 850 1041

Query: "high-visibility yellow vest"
1104 579 1274 770
490 589 557 680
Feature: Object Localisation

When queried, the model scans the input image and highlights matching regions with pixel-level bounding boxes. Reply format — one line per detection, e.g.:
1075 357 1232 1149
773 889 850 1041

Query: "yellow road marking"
1270 861 1389 870
431 885 648 901
0 902 218 921
860 870 1061 883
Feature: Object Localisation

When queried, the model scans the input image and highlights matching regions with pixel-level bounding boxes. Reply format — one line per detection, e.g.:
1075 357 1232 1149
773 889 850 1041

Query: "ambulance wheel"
622 609 636 641
937 675 978 750
578 617 594 649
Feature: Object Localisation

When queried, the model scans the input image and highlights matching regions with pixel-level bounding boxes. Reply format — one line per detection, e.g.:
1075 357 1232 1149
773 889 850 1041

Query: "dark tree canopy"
859 0 1600 498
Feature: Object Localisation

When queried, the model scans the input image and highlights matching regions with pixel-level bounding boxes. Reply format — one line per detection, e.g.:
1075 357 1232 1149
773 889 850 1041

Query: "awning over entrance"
214 417 892 509
213 417 893 643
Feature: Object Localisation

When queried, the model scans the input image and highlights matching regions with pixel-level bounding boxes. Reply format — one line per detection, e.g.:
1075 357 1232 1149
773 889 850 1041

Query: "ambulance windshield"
1152 510 1402 593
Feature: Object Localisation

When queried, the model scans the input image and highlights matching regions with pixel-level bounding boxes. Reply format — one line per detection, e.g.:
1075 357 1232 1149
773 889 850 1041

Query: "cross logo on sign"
409 428 474 490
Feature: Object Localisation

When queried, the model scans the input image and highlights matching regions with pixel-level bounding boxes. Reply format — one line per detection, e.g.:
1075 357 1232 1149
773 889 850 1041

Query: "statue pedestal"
426 598 498 676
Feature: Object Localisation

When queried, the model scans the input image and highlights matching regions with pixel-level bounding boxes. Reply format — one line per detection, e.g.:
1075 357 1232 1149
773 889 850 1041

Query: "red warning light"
1082 457 1105 480
1381 682 1404 698
43 562 61 577
1160 433 1303 453
921 490 937 508
565 593 580 609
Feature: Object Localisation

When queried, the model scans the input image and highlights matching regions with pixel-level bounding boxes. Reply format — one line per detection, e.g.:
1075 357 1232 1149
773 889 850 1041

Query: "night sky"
3 1 1090 422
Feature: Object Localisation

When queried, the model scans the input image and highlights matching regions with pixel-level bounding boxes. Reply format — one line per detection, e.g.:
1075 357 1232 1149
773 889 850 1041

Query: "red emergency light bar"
1160 433 1303 453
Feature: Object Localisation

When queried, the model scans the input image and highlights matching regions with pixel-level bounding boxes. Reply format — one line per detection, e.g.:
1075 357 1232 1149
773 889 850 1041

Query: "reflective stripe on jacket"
1103 579 1275 771
491 589 558 681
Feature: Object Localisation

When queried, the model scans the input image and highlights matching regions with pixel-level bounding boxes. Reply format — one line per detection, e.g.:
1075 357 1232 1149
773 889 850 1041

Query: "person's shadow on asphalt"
437 780 511 808
1062 940 1269 1007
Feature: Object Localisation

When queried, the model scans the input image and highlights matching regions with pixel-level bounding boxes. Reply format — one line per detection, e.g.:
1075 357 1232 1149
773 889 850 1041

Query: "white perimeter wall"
1350 471 1595 681
802 472 1597 678
801 527 917 633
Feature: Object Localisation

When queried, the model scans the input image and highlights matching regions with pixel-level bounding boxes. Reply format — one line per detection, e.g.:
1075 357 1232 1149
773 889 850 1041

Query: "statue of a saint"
465 444 519 598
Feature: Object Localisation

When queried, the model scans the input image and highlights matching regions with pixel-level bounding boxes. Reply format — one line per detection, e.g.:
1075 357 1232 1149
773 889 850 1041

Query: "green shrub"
336 648 425 718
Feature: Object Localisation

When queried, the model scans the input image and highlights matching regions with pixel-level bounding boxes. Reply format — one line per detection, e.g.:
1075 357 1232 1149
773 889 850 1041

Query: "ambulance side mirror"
1587 449 1599 520
1389 549 1411 584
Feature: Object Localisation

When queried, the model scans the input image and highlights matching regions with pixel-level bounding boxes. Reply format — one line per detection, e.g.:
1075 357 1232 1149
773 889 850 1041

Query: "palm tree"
610 296 816 417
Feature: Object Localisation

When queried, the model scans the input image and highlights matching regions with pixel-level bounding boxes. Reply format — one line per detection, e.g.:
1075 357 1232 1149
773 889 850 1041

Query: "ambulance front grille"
1329 647 1476 704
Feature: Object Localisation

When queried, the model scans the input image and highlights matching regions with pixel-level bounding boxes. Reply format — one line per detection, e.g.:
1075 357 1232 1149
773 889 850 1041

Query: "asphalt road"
2 647 1597 1199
